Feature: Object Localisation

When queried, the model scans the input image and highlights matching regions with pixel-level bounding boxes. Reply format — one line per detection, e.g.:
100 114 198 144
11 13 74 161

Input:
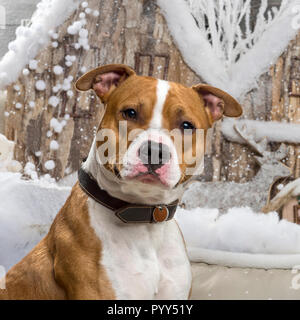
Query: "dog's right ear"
75 64 136 103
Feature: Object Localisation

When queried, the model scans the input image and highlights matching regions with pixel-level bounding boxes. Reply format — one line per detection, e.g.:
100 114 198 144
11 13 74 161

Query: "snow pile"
157 0 300 98
0 0 81 89
222 118 300 144
0 172 71 270
175 206 300 256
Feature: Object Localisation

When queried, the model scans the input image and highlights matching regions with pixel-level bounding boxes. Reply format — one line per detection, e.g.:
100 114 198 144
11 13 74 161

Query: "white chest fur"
88 198 192 300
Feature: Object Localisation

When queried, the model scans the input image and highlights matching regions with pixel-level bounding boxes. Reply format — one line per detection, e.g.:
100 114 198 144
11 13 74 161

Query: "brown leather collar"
78 168 178 223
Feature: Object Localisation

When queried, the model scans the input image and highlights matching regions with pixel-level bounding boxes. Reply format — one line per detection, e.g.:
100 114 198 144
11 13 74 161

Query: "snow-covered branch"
158 0 300 98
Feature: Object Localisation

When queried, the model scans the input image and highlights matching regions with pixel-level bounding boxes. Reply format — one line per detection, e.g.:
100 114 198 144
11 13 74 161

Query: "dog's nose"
138 141 171 171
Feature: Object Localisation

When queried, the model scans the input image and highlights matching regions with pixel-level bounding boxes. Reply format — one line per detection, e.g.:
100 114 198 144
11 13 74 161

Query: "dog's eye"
122 108 137 120
180 121 195 132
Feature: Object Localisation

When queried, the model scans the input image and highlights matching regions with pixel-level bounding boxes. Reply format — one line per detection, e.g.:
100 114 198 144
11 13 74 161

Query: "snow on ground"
0 172 71 270
175 206 300 256
1 171 300 271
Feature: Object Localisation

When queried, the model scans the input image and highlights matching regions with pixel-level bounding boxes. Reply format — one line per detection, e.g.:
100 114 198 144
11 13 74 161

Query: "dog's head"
76 64 242 203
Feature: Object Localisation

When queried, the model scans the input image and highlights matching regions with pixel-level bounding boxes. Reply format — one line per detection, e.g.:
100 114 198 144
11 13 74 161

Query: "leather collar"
78 168 178 223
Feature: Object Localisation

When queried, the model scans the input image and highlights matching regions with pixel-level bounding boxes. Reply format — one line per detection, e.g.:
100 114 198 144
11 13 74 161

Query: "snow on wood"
222 118 300 144
0 0 81 89
157 0 300 98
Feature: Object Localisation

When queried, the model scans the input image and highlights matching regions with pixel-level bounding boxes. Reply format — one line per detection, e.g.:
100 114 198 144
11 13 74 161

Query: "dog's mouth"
113 165 164 185
134 171 164 185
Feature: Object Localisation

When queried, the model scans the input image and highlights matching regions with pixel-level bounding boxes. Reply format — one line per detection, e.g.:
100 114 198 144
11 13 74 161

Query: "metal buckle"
153 205 169 223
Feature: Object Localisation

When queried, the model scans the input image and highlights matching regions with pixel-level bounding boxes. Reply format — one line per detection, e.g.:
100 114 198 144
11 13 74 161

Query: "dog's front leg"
154 221 192 300
53 249 116 300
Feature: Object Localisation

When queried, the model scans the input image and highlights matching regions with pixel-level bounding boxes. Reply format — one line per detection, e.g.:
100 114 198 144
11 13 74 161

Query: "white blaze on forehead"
150 79 170 129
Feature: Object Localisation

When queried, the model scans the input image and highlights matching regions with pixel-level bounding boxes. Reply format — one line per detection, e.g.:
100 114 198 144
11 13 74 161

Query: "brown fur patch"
94 76 209 183
0 184 115 300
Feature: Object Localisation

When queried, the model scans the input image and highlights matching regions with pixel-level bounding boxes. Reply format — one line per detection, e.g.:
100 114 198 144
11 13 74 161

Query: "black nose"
138 141 171 171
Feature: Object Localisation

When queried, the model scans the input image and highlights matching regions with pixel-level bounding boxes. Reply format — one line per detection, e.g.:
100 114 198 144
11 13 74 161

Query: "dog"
0 64 242 299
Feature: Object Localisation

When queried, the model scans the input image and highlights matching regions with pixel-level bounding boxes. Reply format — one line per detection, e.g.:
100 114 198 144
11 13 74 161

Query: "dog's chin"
98 165 184 204
135 174 172 187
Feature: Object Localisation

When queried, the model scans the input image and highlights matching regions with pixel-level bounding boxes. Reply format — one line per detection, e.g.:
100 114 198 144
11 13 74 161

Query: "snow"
222 119 300 144
15 103 22 110
52 83 61 93
35 80 46 91
0 172 71 270
53 65 64 75
50 117 67 133
93 10 99 17
48 95 60 107
1 172 299 271
67 90 74 97
29 101 36 108
24 162 38 180
50 140 59 150
29 59 38 71
157 0 300 98
0 0 81 89
51 33 59 40
62 79 71 91
79 28 88 38
22 68 30 76
45 160 55 170
67 20 84 35
175 206 300 256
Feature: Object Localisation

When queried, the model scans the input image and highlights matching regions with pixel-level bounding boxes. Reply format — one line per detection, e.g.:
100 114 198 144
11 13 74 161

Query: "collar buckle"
153 205 169 223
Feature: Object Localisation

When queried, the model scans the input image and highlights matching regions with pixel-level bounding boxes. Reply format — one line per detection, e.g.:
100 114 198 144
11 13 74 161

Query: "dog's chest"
88 199 191 300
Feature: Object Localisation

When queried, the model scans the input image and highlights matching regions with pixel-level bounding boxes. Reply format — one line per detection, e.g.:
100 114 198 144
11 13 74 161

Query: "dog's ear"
192 84 242 124
75 64 136 103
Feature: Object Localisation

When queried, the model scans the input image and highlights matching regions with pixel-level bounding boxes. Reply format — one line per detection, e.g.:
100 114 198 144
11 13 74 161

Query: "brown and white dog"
0 64 242 300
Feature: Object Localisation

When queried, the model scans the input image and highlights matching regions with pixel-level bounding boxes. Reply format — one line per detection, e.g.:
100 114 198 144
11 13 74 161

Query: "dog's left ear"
192 84 242 124
75 64 136 103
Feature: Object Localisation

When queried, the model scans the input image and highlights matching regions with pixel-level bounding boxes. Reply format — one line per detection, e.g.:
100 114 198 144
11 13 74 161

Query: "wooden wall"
4 0 300 182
